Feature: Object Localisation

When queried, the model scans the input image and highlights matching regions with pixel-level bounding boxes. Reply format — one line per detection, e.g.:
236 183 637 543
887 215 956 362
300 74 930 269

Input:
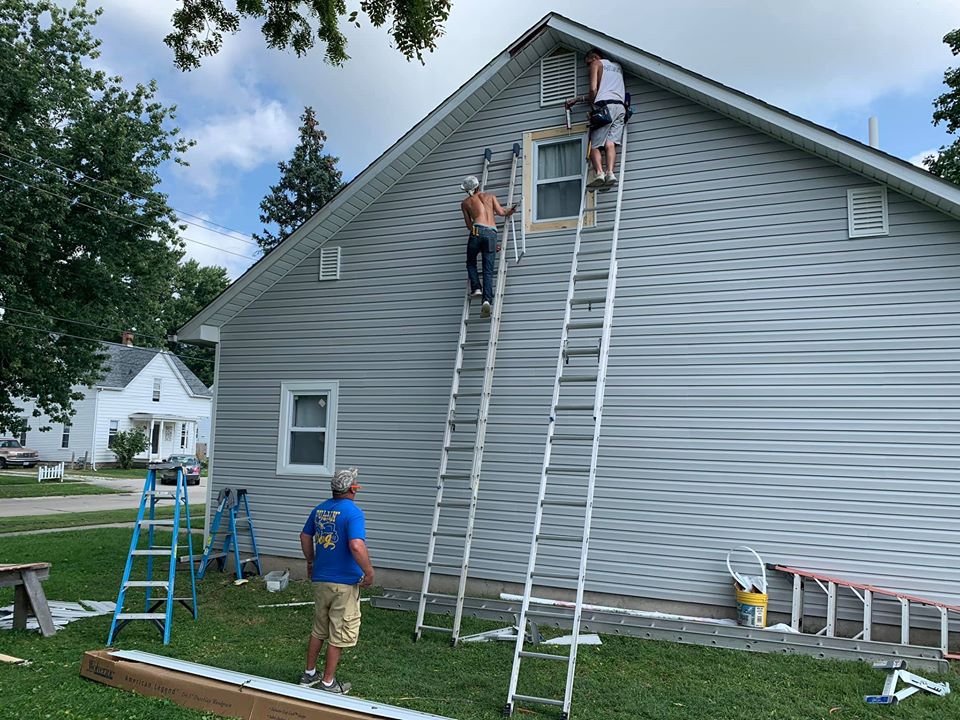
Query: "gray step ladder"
505 126 629 719
414 144 521 645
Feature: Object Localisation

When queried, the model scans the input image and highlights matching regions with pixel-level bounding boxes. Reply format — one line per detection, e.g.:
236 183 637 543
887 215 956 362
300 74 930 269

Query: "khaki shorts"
590 103 626 149
311 582 362 647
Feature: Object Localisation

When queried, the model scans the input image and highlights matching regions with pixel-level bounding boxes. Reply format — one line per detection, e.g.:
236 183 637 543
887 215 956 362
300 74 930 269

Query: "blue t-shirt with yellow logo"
302 497 366 584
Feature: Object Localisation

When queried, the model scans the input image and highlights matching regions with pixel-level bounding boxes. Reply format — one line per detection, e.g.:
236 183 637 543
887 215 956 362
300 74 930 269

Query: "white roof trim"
179 13 960 342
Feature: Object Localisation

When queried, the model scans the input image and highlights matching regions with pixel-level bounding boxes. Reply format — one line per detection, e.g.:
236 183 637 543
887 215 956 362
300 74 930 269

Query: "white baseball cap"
460 175 480 195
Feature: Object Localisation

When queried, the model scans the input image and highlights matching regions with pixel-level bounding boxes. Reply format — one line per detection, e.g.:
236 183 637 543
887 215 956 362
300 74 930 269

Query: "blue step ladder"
197 488 262 581
107 463 198 645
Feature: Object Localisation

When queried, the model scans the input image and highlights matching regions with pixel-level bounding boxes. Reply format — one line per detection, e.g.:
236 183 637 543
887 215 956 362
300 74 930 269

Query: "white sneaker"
481 301 491 318
468 289 482 300
604 172 618 187
587 173 606 189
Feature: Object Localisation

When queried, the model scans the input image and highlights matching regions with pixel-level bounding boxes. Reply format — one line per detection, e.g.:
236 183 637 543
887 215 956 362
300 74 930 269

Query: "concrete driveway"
0 475 207 518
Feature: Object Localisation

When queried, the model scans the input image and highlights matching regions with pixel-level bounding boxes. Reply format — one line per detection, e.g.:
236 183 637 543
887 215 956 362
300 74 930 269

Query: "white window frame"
108 420 119 448
152 378 162 402
180 423 189 450
61 423 70 449
532 134 586 223
276 380 339 477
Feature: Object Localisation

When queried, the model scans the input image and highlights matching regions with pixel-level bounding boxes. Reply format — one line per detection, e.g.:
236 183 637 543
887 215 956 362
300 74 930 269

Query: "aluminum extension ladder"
414 144 521 645
107 463 198 645
505 126 629 720
197 488 263 581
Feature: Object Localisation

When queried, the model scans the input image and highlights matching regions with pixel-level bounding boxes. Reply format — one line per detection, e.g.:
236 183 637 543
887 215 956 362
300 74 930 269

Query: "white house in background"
18 336 211 467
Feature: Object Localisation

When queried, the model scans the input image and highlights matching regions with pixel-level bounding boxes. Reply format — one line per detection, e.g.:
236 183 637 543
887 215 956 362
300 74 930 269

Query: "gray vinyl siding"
212 49 960 620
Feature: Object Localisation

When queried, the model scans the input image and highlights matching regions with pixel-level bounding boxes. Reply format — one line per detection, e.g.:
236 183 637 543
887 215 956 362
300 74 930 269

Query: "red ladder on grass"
768 564 960 661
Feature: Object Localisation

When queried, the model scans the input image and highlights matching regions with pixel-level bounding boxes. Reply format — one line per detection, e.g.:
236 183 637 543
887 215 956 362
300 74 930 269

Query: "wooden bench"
0 562 55 637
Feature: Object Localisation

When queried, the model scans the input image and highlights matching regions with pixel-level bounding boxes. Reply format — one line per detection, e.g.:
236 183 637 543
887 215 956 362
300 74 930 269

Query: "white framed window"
19 426 27 446
276 380 339 477
180 424 188 449
533 135 585 222
61 423 71 449
152 378 162 402
108 420 119 448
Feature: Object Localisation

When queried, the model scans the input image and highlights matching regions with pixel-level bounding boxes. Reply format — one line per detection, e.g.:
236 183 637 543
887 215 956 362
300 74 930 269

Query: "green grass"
0 474 122 499
0 530 955 720
70 468 158 479
0 505 206 535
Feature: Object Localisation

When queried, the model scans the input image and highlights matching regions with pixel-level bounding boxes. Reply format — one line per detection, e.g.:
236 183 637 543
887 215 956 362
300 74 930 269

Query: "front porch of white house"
129 413 199 462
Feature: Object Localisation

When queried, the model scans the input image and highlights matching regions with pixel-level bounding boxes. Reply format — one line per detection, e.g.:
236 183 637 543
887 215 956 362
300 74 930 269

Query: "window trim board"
275 380 339 477
523 123 595 233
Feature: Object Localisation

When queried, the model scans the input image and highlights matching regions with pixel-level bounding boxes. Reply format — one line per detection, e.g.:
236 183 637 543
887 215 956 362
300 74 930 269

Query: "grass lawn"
70 468 159 480
0 530 956 720
0 505 206 535
0 474 123 499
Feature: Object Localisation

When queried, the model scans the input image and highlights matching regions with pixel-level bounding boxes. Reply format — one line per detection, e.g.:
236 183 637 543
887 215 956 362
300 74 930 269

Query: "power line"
0 170 258 260
0 144 258 244
0 304 173 345
0 317 215 365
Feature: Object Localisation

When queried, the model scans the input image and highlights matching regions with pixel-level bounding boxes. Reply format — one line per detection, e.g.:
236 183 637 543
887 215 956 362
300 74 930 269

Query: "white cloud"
176 218 259 280
909 148 939 169
176 101 298 193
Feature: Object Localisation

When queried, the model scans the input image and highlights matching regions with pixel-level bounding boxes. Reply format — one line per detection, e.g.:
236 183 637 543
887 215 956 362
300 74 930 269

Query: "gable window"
152 378 161 402
61 423 71 449
523 124 594 234
276 381 339 477
108 420 119 448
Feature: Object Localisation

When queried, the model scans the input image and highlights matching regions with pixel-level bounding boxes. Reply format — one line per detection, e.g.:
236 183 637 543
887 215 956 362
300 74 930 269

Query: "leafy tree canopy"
165 0 452 71
926 29 960 183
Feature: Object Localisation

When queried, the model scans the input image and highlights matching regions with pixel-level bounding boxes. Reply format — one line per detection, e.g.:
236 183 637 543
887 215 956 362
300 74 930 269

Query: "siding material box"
79 649 383 720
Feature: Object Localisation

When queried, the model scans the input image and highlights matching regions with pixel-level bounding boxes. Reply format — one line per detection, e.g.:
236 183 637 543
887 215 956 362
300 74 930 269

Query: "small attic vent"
847 187 888 238
540 51 577 107
319 246 341 280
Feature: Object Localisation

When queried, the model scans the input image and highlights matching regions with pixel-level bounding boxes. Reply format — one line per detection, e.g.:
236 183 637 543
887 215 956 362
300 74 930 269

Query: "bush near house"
110 428 149 469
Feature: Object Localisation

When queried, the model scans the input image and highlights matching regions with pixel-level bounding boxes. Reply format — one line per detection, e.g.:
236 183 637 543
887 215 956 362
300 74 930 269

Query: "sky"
86 0 960 279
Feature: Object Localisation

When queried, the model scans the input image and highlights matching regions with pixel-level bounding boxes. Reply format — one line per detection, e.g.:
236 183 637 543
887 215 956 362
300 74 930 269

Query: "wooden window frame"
523 124 595 234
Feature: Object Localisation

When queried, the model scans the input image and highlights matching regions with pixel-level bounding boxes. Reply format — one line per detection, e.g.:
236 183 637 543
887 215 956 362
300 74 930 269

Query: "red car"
160 454 202 486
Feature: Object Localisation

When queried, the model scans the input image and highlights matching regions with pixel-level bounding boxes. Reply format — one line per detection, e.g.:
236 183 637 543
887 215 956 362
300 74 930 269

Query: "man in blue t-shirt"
298 467 374 693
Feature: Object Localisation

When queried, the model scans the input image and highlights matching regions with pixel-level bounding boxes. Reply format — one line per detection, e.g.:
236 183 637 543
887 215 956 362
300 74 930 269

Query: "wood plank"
22 570 56 637
12 586 28 631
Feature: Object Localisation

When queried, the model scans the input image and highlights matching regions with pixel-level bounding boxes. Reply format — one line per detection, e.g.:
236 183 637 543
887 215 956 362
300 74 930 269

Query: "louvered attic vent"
847 187 888 238
319 246 341 280
540 51 577 107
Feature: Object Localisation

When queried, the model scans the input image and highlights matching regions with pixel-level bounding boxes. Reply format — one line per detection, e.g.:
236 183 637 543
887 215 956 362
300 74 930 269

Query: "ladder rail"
163 468 184 644
451 146 520 642
107 469 153 644
506 151 593 713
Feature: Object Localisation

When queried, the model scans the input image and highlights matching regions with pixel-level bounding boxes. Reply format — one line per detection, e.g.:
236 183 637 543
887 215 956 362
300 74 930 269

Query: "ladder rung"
554 403 594 412
512 694 564 708
424 592 458 599
139 520 175 526
574 270 608 282
418 625 454 633
577 248 610 257
551 433 593 443
124 580 169 588
564 347 600 358
541 499 588 507
428 562 463 570
530 571 579 582
449 418 478 426
546 465 591 474
570 295 606 306
433 530 467 538
234 517 251 524
458 366 486 373
131 549 172 556
204 553 226 560
116 613 166 620
567 320 603 331
438 500 472 508
440 473 470 481
453 391 482 399
444 444 475 452
519 651 568 662
558 373 598 384
536 533 579 543
144 491 176 498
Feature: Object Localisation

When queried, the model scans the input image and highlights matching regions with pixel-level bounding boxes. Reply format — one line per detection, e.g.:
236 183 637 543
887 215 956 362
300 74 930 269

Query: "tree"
0 0 189 434
159 260 231 386
166 0 452 71
926 29 960 183
253 107 343 254
111 427 149 468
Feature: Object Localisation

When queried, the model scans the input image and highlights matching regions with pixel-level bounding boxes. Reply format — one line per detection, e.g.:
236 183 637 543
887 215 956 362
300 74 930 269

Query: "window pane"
538 140 581 180
293 394 327 428
536 179 581 219
290 431 325 465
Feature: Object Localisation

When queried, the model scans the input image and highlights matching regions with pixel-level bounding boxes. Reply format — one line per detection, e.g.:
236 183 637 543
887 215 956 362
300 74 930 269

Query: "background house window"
19 427 27 446
152 378 162 402
108 420 119 448
276 381 339 476
61 423 71 449
533 136 584 221
180 423 188 449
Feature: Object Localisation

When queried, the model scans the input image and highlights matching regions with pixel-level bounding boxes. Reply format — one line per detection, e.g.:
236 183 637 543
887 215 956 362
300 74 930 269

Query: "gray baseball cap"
331 467 360 494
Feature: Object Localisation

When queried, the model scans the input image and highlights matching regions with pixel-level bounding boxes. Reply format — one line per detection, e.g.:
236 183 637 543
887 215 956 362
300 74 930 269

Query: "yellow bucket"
735 586 768 627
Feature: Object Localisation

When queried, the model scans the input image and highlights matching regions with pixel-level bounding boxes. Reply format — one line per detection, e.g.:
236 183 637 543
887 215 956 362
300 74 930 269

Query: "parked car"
0 438 39 468
160 454 202 486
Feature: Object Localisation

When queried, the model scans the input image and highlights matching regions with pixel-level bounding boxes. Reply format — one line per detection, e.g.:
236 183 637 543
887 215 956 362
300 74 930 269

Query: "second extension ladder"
107 463 198 645
505 127 630 719
414 144 521 645
197 488 263 581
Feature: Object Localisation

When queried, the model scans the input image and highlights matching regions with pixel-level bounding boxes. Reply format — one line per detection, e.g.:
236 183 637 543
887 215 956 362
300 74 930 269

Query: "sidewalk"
0 479 206 517
1 522 205 537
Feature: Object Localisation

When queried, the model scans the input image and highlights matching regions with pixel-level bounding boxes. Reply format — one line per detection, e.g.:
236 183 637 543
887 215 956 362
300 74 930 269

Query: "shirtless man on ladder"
460 175 516 318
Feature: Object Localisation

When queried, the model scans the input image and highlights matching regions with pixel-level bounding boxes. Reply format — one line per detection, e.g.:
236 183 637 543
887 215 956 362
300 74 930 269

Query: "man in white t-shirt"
566 47 626 190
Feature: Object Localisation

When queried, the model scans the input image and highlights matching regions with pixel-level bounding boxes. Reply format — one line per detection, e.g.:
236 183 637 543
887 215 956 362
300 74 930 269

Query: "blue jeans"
466 224 497 304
